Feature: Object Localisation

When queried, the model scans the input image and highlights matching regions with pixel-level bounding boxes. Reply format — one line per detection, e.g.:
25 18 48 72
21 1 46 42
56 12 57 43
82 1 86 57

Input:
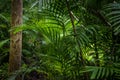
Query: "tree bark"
9 0 22 75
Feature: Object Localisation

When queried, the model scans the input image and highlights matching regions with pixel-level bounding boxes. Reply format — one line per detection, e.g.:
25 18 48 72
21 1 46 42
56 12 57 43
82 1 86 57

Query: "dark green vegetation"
1 0 120 80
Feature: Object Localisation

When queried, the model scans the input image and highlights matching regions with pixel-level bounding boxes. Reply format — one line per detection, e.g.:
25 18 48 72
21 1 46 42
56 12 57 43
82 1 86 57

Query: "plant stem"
65 0 89 80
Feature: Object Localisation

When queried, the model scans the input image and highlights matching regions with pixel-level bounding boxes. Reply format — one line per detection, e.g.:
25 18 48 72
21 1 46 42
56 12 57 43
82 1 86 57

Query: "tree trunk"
9 0 22 75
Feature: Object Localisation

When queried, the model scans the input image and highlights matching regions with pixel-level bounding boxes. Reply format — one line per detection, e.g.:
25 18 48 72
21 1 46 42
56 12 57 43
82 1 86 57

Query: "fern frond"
104 3 120 35
86 66 114 79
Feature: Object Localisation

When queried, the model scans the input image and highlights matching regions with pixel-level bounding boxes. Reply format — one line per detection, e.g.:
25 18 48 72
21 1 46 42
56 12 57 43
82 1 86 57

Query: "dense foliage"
0 0 120 80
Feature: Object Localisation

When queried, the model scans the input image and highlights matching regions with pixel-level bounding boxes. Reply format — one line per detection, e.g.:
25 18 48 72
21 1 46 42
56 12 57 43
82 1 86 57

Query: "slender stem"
65 0 89 80
93 33 99 66
91 10 111 27
110 29 116 60
65 0 84 65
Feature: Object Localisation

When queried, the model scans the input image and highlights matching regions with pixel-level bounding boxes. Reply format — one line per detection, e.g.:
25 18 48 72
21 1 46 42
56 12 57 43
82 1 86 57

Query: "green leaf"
8 74 16 80
90 67 98 79
0 39 9 48
97 67 102 79
101 68 105 78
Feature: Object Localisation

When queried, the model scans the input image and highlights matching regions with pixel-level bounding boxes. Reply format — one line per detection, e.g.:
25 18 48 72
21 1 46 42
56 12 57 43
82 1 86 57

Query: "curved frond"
104 3 120 35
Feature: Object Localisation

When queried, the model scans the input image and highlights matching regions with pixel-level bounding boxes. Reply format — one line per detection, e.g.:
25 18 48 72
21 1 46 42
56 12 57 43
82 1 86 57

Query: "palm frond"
85 66 114 80
0 39 9 48
104 3 120 35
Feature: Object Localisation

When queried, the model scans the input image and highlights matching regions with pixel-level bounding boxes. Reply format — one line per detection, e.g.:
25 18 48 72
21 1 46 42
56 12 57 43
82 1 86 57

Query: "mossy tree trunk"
9 0 22 76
